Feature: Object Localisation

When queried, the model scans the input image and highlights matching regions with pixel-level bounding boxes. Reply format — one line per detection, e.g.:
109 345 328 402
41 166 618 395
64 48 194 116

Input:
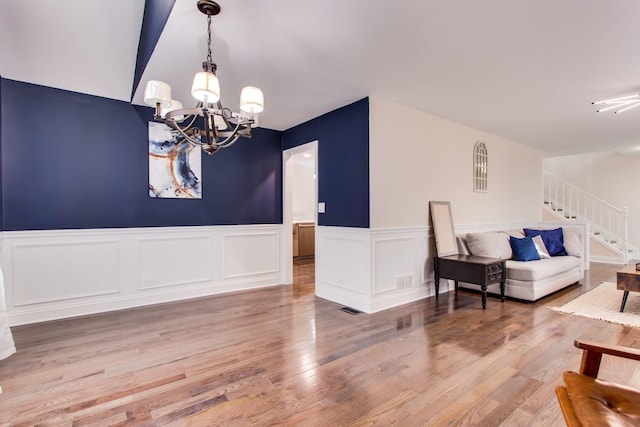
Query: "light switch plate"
318 202 326 213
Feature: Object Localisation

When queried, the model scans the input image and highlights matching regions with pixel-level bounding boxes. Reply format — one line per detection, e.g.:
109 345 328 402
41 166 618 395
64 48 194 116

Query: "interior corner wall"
369 97 543 229
0 78 283 230
282 98 369 228
544 152 640 248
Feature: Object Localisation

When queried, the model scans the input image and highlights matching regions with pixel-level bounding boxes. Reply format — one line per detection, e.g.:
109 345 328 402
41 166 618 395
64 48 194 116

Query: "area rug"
550 282 640 328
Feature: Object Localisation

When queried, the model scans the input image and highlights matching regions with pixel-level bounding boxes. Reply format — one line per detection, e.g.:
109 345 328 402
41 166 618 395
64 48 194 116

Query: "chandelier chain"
206 14 213 63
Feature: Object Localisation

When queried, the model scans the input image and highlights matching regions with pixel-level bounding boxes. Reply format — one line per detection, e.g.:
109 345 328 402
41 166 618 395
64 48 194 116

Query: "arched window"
474 141 488 192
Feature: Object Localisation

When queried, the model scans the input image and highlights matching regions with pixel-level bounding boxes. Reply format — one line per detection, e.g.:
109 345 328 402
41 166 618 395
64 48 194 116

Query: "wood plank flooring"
1 260 640 426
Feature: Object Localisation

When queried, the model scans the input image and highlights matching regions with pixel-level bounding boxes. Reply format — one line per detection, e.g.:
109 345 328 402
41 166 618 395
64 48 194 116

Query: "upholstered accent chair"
556 340 640 426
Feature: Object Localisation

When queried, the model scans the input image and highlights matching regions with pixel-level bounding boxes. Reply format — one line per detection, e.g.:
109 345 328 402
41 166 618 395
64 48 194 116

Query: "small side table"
434 254 506 309
617 265 640 312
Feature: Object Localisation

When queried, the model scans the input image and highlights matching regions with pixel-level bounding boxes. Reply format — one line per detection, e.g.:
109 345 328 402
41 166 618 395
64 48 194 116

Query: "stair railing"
543 171 629 263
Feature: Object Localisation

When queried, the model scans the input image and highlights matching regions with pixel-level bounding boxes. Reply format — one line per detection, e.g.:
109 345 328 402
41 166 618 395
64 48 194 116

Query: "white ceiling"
2 0 640 156
0 0 145 101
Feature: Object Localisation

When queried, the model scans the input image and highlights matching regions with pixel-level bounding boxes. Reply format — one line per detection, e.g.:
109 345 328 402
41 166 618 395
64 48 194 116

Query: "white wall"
544 151 640 248
292 162 316 222
1 225 283 325
369 97 544 228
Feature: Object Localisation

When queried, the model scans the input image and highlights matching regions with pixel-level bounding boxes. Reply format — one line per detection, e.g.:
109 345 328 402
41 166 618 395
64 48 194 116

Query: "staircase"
543 171 639 264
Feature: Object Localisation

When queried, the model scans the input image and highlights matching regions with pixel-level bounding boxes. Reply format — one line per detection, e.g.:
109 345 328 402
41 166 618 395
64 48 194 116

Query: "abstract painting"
148 122 202 199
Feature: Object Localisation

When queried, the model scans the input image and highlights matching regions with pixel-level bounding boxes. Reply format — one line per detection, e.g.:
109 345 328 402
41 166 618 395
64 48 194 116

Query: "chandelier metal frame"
144 0 263 155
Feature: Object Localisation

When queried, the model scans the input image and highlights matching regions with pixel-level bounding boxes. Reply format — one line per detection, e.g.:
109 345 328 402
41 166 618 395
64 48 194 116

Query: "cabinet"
293 222 315 259
292 224 299 257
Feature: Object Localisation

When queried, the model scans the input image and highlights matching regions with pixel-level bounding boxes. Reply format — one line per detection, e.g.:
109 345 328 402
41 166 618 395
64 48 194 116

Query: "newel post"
623 206 629 264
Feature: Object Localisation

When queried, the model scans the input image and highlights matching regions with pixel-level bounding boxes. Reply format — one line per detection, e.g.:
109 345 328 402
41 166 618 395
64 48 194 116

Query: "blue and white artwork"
148 122 202 199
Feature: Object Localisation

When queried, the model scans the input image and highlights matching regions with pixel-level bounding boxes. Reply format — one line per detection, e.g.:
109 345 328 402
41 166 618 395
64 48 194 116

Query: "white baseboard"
591 256 626 265
1 225 283 326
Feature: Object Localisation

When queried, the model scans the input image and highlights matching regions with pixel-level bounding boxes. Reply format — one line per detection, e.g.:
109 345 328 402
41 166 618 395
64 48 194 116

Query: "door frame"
282 140 318 284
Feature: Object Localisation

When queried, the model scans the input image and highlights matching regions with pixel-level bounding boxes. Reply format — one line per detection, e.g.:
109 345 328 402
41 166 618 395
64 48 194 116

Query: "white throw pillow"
563 227 582 258
532 235 551 259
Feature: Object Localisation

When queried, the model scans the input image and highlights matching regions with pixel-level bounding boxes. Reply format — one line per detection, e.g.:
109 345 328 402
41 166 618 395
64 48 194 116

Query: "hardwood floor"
1 260 640 426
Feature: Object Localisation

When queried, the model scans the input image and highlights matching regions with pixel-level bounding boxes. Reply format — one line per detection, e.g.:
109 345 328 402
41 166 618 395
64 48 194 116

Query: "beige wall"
369 97 544 228
544 151 640 248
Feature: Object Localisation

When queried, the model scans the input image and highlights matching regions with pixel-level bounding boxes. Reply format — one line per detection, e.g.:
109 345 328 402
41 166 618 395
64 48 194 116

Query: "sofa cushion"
506 255 580 281
563 371 640 427
524 228 568 256
506 229 525 238
466 231 512 259
510 236 540 261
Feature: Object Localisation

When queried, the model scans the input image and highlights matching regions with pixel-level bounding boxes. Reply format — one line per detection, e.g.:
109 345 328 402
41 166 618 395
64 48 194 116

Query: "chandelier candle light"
144 0 264 155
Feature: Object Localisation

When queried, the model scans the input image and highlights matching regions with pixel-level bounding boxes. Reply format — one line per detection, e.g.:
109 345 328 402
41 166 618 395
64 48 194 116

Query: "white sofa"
456 226 584 301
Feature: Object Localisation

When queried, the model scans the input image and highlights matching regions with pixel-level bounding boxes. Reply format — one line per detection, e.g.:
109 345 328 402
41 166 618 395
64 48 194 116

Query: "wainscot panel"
315 226 370 312
138 235 213 290
1 225 283 326
223 232 280 279
373 236 417 294
12 240 122 306
369 227 438 313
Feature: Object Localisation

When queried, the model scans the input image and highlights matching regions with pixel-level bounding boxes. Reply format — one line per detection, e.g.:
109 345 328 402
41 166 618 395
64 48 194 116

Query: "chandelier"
593 94 640 114
143 0 264 155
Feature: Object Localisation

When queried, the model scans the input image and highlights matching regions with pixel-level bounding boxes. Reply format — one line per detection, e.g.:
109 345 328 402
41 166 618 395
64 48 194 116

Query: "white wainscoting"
315 221 590 314
1 225 283 326
3 221 589 324
315 227 370 313
315 226 442 314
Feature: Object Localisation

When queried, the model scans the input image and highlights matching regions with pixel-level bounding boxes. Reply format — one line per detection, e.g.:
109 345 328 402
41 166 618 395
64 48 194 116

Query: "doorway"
282 141 318 286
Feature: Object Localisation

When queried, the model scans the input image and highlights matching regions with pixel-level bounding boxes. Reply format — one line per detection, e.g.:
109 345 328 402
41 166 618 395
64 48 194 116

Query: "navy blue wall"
283 98 369 228
0 78 282 230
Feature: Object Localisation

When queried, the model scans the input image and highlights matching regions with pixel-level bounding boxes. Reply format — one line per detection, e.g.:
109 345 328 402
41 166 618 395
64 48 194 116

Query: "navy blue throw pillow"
509 236 541 262
523 228 567 256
